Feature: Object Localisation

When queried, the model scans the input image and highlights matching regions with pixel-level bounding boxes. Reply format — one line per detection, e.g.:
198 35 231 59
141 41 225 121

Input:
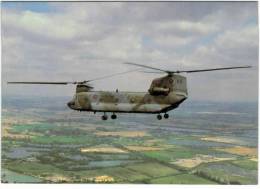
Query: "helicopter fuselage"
67 90 187 113
67 74 188 114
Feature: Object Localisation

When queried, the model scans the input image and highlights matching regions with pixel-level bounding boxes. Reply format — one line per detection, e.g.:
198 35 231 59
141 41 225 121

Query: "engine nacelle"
76 84 92 93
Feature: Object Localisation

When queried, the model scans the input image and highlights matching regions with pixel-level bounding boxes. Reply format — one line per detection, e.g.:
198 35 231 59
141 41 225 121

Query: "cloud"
187 25 258 68
2 2 258 101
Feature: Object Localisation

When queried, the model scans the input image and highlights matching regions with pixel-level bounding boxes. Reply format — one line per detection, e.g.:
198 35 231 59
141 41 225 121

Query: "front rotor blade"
86 68 141 82
7 81 70 85
177 66 252 73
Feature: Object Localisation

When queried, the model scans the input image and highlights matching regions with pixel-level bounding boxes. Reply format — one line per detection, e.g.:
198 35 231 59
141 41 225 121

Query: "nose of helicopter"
67 101 75 109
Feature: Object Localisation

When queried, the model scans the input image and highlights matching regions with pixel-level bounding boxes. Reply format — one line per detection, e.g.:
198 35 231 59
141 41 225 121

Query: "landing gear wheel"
157 114 162 120
111 114 117 119
164 113 169 119
102 114 108 120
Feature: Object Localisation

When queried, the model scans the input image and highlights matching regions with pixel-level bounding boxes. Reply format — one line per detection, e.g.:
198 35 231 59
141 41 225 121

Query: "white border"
0 1 259 189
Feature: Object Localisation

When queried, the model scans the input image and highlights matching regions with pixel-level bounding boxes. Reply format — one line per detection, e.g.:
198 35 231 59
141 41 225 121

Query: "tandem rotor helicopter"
8 62 251 120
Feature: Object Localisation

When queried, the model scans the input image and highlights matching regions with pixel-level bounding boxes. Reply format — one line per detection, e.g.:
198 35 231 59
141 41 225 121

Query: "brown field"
215 146 257 157
2 125 31 140
94 175 114 183
2 132 32 140
45 175 71 182
95 131 148 137
80 147 128 153
250 157 258 162
200 136 240 144
171 154 235 168
3 127 43 139
145 139 163 143
2 118 42 139
2 117 39 125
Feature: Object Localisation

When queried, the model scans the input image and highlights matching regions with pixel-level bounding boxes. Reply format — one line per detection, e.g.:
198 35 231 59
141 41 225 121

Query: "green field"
12 123 55 133
31 135 94 144
149 173 217 184
143 147 210 162
231 159 258 170
5 161 63 178
2 98 258 184
125 162 179 177
195 162 258 184
2 169 42 183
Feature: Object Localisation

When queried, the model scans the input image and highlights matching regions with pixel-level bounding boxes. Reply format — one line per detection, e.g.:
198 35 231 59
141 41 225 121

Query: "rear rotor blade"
124 62 168 73
139 70 165 74
125 62 251 75
177 66 252 73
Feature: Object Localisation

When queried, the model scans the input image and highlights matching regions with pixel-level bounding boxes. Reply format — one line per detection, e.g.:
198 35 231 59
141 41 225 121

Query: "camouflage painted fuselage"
68 74 188 113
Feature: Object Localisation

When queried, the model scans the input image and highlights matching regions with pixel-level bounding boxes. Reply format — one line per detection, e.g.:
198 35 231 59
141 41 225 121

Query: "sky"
1 2 259 102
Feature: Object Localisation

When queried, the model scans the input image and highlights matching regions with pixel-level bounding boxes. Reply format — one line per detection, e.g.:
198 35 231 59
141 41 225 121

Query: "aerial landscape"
1 96 258 184
1 1 258 185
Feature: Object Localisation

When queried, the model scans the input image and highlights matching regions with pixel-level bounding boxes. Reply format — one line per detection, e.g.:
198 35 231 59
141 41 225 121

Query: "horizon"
2 94 258 104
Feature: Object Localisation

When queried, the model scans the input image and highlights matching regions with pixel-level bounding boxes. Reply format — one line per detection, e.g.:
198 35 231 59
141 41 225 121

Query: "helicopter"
7 62 251 120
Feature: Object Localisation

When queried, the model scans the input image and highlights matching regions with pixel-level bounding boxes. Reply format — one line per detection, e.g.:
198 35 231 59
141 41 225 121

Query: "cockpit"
67 95 77 110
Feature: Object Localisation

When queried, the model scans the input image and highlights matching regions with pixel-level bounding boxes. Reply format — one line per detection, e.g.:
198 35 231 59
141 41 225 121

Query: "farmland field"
1 96 258 184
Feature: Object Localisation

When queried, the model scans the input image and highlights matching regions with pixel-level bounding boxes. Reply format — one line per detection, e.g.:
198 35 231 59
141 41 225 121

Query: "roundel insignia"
169 78 173 83
93 95 98 100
